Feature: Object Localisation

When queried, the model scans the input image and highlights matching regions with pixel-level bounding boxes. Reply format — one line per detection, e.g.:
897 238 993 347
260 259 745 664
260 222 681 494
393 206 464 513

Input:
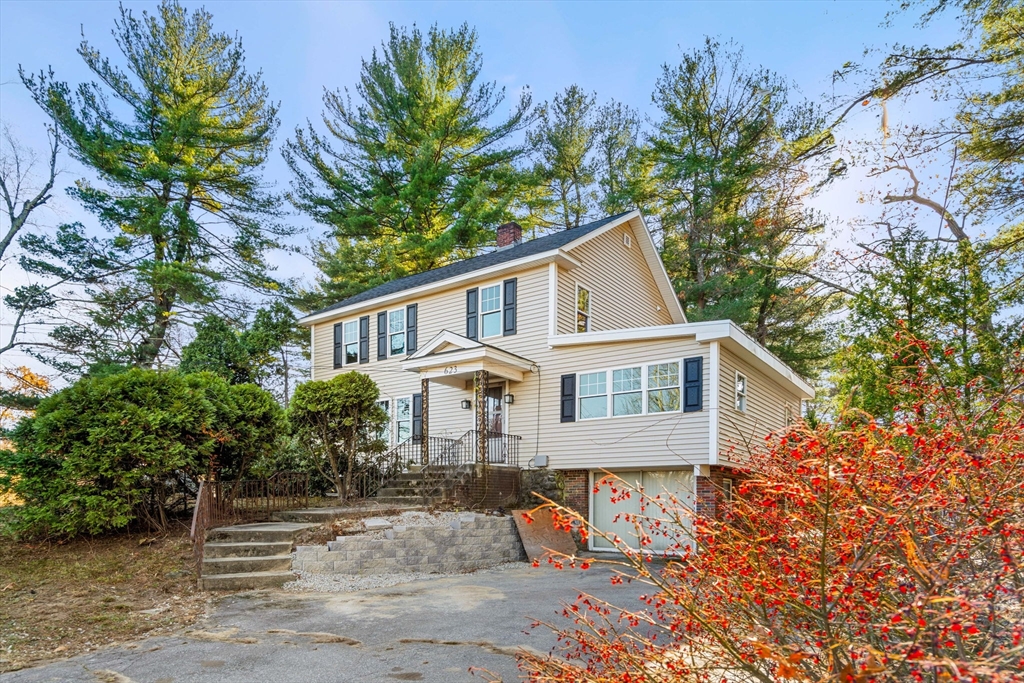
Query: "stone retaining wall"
293 513 526 576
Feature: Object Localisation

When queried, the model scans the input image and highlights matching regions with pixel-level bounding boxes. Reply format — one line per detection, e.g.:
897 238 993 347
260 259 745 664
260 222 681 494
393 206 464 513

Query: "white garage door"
591 469 694 553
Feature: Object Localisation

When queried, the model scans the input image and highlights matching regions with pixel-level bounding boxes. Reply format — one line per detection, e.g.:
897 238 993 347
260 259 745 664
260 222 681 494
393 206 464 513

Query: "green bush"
0 368 284 538
289 372 386 501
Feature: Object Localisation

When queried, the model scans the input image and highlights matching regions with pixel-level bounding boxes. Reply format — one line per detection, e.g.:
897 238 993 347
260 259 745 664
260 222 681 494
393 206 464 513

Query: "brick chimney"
496 221 523 248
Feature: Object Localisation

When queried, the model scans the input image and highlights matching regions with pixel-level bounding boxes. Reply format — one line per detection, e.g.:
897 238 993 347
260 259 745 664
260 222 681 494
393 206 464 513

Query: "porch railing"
190 472 309 574
347 436 459 499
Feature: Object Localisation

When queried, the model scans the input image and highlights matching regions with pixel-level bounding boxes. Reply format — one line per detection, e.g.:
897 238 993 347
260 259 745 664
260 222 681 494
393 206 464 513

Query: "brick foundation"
562 470 589 520
695 465 746 519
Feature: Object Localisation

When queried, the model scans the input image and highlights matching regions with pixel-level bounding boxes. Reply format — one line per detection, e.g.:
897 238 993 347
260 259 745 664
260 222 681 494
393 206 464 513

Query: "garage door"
591 469 694 553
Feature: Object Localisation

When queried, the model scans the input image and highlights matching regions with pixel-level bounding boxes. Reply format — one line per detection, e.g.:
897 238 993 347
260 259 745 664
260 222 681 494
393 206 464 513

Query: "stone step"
205 522 316 544
199 570 295 591
273 505 423 523
202 555 293 576
203 541 292 558
373 495 445 506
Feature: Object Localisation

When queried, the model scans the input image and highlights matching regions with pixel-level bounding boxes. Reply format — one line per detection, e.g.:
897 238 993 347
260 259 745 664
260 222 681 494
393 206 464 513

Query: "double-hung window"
735 373 747 412
389 310 406 356
578 371 608 419
377 399 391 445
480 284 502 338
343 321 359 365
647 362 680 413
576 285 591 333
612 367 642 416
395 396 412 442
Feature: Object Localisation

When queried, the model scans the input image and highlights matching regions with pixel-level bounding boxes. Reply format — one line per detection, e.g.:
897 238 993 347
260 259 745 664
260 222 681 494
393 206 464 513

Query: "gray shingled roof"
310 212 632 315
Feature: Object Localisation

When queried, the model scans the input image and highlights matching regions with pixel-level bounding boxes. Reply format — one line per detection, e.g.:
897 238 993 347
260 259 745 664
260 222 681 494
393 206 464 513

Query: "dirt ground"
0 528 211 673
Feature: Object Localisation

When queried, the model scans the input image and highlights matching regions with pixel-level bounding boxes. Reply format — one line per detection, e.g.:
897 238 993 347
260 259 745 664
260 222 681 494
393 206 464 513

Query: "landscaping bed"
0 528 210 673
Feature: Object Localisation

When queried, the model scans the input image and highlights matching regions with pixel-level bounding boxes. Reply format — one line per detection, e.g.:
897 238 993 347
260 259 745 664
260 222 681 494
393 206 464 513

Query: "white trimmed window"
576 285 591 333
722 478 734 502
647 362 680 413
735 372 748 412
611 367 642 416
480 284 502 338
377 399 391 444
389 309 406 356
578 371 608 419
395 396 412 442
343 320 358 365
784 403 794 426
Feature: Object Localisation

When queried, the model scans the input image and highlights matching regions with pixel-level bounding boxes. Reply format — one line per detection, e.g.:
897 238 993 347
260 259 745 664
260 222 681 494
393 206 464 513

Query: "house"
297 211 814 552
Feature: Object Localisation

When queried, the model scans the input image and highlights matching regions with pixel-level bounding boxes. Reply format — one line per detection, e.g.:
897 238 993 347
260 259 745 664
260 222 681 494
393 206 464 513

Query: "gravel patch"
283 561 525 593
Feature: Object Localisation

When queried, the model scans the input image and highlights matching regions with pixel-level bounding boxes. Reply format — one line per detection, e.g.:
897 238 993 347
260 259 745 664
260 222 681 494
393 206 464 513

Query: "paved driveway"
2 562 645 683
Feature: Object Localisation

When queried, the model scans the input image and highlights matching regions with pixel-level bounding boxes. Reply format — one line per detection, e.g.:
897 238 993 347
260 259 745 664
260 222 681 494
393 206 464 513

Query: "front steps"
199 522 315 591
373 470 459 506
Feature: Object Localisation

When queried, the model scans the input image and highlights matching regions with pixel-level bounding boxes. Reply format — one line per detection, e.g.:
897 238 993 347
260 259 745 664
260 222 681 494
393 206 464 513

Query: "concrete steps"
371 469 470 507
200 571 298 591
199 522 316 591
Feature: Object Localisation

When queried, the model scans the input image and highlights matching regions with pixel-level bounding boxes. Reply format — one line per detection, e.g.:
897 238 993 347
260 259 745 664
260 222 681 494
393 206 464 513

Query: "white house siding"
518 337 712 471
556 220 675 335
311 266 553 444
717 345 805 466
310 261 712 470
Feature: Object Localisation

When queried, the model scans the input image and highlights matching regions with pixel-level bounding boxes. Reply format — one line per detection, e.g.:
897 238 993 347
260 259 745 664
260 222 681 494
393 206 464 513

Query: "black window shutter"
333 323 343 368
683 356 703 412
358 315 370 363
465 288 478 340
502 278 517 336
412 393 423 442
376 312 387 360
560 374 576 423
406 304 418 353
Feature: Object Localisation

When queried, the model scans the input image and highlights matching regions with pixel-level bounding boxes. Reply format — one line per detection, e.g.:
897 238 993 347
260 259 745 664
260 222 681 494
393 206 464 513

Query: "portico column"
474 369 489 463
420 377 430 466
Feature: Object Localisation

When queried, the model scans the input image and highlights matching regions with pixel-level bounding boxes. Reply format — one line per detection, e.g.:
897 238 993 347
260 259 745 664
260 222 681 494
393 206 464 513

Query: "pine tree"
283 23 534 309
21 1 287 368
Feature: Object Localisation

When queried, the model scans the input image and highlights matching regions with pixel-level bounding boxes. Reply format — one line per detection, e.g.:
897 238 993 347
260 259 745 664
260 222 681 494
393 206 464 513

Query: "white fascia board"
402 345 534 374
547 321 727 346
634 214 687 324
408 329 482 360
298 250 581 327
713 322 815 400
559 211 687 325
547 320 814 399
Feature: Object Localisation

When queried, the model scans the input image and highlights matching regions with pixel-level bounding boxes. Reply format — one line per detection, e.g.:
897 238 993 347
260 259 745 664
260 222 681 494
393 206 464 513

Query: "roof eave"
297 249 582 327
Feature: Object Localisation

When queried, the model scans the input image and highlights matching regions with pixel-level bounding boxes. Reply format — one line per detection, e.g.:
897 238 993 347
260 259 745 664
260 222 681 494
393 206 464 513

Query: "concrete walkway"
2 562 646 683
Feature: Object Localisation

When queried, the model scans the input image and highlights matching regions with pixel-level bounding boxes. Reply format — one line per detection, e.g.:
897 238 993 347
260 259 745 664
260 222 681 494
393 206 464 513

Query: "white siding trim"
547 263 558 338
309 324 316 381
709 340 720 466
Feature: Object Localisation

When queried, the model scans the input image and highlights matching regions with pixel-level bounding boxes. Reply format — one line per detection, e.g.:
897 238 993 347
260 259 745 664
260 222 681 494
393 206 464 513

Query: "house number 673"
443 365 458 375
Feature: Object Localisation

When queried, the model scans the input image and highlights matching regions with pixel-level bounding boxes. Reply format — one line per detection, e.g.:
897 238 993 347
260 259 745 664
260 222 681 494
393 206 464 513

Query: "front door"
484 385 506 463
484 385 504 434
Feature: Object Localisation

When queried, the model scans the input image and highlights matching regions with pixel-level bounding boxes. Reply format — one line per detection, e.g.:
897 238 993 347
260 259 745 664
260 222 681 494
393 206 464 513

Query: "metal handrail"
190 472 309 576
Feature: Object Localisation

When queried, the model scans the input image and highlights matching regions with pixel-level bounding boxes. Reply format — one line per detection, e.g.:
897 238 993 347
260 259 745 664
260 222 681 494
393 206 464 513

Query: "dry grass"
0 526 211 673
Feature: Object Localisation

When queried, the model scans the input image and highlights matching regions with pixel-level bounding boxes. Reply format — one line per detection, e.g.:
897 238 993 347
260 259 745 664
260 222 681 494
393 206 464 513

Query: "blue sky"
0 0 959 370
